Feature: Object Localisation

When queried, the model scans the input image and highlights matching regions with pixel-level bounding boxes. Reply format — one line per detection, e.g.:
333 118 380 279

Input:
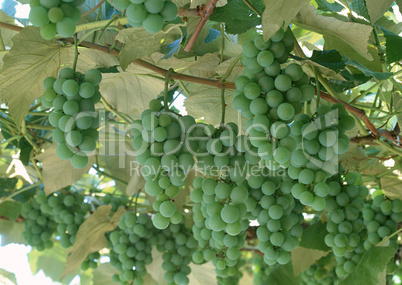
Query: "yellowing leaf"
291 247 329 276
62 205 126 278
294 4 373 61
365 0 393 24
262 0 310 41
37 144 94 195
100 64 164 117
0 27 70 129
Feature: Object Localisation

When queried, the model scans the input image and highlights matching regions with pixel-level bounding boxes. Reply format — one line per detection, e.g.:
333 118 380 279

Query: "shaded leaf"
210 0 264 34
366 0 393 24
62 205 126 278
18 137 32 166
0 201 21 220
100 63 165 117
291 247 329 276
347 60 393 80
265 262 301 285
309 49 347 73
37 144 94 195
339 246 396 285
0 219 27 246
380 27 402 64
188 262 218 285
295 4 373 61
92 263 121 285
299 221 330 251
349 0 370 22
262 0 309 41
116 25 182 70
0 177 18 198
315 0 343 12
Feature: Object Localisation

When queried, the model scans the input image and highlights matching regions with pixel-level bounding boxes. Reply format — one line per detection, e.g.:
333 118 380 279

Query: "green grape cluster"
334 243 365 278
21 190 91 250
81 252 101 271
217 257 245 285
252 254 272 285
134 101 198 229
301 254 339 285
323 172 368 258
112 0 178 33
101 193 130 212
29 0 84 39
190 177 249 278
253 177 304 266
155 222 197 285
109 212 156 285
41 68 102 169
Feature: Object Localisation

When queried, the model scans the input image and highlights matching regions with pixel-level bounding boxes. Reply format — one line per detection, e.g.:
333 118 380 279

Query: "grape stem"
184 0 219 52
72 34 79 72
81 0 106 17
164 68 174 110
220 89 226 125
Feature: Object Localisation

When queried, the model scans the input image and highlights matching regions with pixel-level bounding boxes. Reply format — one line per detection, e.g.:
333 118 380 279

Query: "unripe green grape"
339 115 355 131
273 146 291 164
29 6 49 27
71 152 88 169
48 7 64 23
152 127 167 142
53 78 66 94
63 100 79 115
300 83 315 102
235 75 250 91
160 1 178 21
84 69 102 86
52 95 66 110
43 77 57 90
243 82 261 100
56 143 74 160
285 63 303 81
143 14 164 34
271 29 285 42
257 50 274 67
52 127 65 143
274 74 292 92
269 205 283 220
258 76 275 93
79 135 97 152
298 169 314 185
49 110 63 127
233 95 251 112
153 213 170 229
270 121 289 139
220 205 239 224
319 130 338 147
75 115 93 130
286 87 302 102
30 0 41 6
78 82 95 99
40 0 60 8
299 190 314 205
56 17 76 37
269 42 285 58
149 99 162 112
243 40 259 57
266 90 283 108
277 103 295 121
58 115 76 132
144 0 164 13
66 130 82 147
312 196 326 211
62 79 79 96
252 115 270 132
79 98 95 112
159 201 176 218
250 98 268 115
60 4 80 22
254 34 270 50
127 3 148 22
40 23 57 40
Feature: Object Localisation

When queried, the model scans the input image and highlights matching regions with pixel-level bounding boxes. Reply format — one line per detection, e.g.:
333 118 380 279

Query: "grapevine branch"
184 0 219 52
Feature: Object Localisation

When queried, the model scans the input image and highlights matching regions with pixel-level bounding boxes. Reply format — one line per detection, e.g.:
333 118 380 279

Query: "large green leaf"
365 0 393 24
295 4 373 61
299 221 330 251
339 246 396 285
116 25 182 70
262 0 310 41
291 247 329 276
309 49 347 73
0 219 27 246
37 144 94 195
100 63 165 117
265 262 301 285
0 27 70 129
347 60 393 80
380 27 402 64
210 0 264 34
63 205 125 278
0 201 21 220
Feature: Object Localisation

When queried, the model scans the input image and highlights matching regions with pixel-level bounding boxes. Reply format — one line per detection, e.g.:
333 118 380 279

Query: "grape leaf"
0 201 21 220
62 205 126 278
295 4 373 61
299 221 330 251
366 0 393 24
209 0 264 34
0 219 27 246
100 63 164 117
379 27 402 64
315 0 343 12
347 60 393 80
339 246 396 285
261 0 310 41
291 247 329 276
0 268 17 285
115 25 182 70
309 50 347 73
265 262 301 285
349 0 370 22
37 144 94 195
92 263 121 285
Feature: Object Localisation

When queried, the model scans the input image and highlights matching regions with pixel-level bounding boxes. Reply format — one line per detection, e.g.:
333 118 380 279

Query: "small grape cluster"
101 193 130 212
21 190 91 250
41 67 102 169
133 100 197 229
323 173 368 258
254 178 304 265
190 177 249 278
109 212 155 285
301 254 339 285
216 257 245 285
29 0 84 40
334 243 365 278
81 252 101 270
113 0 178 33
289 105 355 211
155 222 197 285
252 254 272 285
